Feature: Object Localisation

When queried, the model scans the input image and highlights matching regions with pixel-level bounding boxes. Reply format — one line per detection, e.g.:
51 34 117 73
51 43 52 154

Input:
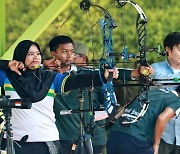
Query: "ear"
50 51 56 59
165 47 172 56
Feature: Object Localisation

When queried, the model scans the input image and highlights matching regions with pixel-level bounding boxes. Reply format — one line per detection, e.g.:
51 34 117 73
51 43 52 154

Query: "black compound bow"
113 0 150 124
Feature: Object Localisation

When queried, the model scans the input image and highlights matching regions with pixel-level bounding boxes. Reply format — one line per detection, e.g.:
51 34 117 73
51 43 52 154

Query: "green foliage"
5 0 180 66
5 0 52 50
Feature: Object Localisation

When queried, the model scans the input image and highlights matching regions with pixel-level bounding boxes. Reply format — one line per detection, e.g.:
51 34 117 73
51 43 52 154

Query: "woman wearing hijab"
0 40 118 154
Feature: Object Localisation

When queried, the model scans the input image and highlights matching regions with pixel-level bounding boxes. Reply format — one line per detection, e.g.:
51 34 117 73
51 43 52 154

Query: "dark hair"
163 32 180 50
13 40 41 64
49 35 74 52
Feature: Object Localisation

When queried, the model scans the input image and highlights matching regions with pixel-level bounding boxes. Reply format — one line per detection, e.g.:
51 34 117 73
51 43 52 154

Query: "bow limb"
115 0 147 65
96 6 119 128
112 0 150 124
80 1 119 127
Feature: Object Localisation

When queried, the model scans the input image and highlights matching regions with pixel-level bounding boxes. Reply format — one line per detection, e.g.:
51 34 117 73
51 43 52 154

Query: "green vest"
111 90 180 142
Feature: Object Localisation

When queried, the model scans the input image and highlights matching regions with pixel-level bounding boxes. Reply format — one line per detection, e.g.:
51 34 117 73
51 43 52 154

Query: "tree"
5 0 180 64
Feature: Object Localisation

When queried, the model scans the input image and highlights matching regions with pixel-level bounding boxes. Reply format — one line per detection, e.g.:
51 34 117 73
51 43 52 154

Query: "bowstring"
31 70 68 111
111 0 149 124
25 55 69 111
120 5 129 113
83 2 118 128
85 9 95 114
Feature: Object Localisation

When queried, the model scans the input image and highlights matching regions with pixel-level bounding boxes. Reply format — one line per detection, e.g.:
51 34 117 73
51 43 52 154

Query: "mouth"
29 61 40 69
66 59 72 64
32 61 40 64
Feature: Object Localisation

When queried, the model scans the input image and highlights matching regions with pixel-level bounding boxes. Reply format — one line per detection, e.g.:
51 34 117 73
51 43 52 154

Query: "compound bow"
80 0 119 127
113 0 150 124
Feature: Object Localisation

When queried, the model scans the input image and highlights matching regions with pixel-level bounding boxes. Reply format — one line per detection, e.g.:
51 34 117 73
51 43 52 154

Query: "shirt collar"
165 59 174 71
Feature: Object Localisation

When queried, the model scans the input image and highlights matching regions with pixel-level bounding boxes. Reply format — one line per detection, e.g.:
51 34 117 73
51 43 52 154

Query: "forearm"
118 68 146 80
153 108 175 153
153 117 166 154
154 117 166 147
0 60 10 70
118 69 132 81
0 60 24 76
64 73 104 92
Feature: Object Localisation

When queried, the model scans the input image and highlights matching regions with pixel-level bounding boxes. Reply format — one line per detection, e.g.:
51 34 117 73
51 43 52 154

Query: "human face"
73 53 87 66
25 44 41 70
51 43 74 65
167 44 180 69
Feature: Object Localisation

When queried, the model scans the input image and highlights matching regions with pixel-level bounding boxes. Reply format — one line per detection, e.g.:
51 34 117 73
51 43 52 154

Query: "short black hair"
49 35 74 52
163 32 180 50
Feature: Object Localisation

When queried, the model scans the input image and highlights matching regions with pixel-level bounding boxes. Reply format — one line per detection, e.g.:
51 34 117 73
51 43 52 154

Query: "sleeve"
64 73 103 92
77 67 97 75
151 62 180 79
53 73 69 93
78 67 132 81
77 67 105 107
118 68 132 81
0 70 6 87
93 86 105 108
166 94 180 115
0 60 10 71
54 73 104 93
151 62 180 91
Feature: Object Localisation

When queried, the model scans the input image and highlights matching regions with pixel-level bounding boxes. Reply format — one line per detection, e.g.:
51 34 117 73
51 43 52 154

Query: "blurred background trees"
3 0 180 107
5 0 180 65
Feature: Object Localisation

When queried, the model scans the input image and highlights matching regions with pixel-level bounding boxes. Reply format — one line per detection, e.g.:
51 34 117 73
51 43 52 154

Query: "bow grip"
107 72 113 82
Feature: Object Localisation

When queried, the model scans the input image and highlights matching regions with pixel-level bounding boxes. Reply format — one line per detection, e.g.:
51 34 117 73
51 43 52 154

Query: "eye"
62 50 67 54
70 50 74 55
27 53 34 56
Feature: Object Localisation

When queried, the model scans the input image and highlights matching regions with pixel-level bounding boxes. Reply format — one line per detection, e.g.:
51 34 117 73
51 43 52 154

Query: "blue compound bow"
80 0 119 127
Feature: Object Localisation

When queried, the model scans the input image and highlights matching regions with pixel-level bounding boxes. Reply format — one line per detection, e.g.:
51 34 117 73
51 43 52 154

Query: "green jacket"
54 67 132 143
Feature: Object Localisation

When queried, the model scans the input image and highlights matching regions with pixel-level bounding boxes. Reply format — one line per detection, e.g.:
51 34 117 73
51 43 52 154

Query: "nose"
33 53 39 59
67 51 73 58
